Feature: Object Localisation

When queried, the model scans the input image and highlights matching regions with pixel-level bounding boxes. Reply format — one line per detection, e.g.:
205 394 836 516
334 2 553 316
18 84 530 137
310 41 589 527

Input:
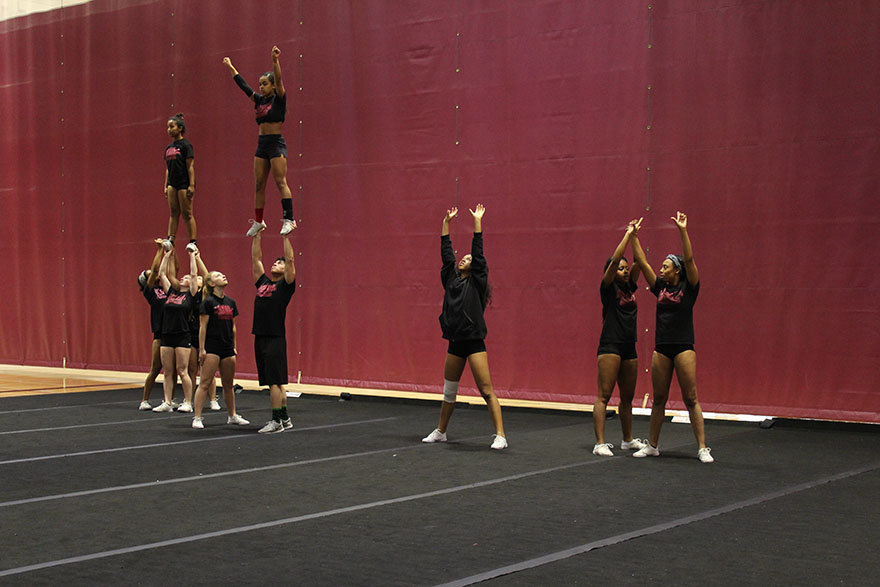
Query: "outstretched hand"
626 217 643 237
671 211 687 229
469 204 486 219
444 207 459 223
222 57 232 67
272 46 281 59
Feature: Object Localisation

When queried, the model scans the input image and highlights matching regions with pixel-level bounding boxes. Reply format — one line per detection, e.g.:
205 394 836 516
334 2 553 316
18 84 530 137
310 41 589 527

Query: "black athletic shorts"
205 342 236 360
153 331 162 341
254 335 288 386
447 339 487 359
655 343 695 360
166 180 190 190
597 342 637 361
160 332 191 349
255 134 287 160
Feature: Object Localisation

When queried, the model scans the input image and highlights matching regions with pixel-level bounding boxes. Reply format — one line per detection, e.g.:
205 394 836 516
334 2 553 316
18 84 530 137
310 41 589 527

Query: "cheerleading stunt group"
137 46 713 463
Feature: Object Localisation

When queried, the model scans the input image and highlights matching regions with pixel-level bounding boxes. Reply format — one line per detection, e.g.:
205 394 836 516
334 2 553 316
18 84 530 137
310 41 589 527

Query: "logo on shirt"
165 146 181 160
617 288 636 308
257 283 277 297
658 288 683 305
214 305 235 319
167 293 187 305
256 103 272 118
154 288 167 300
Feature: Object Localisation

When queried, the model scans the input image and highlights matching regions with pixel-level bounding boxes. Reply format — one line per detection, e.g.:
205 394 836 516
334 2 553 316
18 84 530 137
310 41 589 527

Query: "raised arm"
193 248 209 281
672 211 699 285
282 231 296 284
158 249 173 293
440 207 458 285
631 229 656 289
146 239 164 288
224 56 257 102
187 247 198 291
271 45 285 97
252 228 266 283
469 203 484 234
603 218 642 285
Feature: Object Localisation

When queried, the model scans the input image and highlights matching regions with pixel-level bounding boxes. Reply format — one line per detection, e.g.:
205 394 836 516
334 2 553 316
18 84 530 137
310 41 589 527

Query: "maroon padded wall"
1 0 878 422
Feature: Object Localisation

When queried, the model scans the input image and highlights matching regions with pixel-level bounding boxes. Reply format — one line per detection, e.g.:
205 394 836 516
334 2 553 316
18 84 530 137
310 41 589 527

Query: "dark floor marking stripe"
433 462 880 587
0 417 398 465
0 458 605 577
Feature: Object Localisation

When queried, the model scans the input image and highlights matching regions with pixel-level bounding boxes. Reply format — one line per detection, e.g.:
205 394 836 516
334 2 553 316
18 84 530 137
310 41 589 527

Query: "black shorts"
204 344 236 360
153 331 162 341
160 332 191 349
166 180 190 190
655 343 695 360
254 335 288 386
597 342 637 361
255 134 287 160
447 339 486 359
190 329 200 349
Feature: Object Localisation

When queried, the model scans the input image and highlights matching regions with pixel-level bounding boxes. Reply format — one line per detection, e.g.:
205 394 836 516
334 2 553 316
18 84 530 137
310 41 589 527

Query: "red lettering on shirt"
214 305 235 319
257 283 277 298
154 288 167 300
165 146 181 160
617 288 636 308
167 293 187 305
256 103 272 118
658 288 683 305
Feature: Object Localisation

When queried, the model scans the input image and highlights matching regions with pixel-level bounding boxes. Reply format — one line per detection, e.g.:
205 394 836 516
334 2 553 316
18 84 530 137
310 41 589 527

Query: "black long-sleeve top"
438 232 489 341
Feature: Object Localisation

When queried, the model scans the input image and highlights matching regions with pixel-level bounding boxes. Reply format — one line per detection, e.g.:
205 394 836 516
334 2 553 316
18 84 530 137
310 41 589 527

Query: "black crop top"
255 92 286 124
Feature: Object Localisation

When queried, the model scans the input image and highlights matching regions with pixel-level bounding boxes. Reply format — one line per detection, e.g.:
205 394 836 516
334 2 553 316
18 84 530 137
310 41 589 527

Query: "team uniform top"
200 293 239 349
141 283 168 335
599 279 638 345
164 138 194 188
252 275 296 336
188 289 204 345
650 279 700 345
254 92 286 125
439 232 489 341
161 288 195 335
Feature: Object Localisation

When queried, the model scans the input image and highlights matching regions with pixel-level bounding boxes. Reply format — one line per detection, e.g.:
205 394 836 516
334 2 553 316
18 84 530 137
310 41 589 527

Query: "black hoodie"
439 232 488 340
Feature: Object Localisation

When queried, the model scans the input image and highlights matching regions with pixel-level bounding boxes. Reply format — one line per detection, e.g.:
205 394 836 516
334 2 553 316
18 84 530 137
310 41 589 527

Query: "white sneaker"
593 443 614 456
162 239 173 252
280 218 297 235
176 402 193 413
698 447 714 463
138 401 152 411
258 420 285 434
171 400 181 409
490 435 508 450
422 429 447 443
192 417 204 429
246 219 267 237
621 438 648 451
209 400 221 411
281 418 293 429
185 242 198 253
633 444 660 458
227 414 250 426
152 401 173 413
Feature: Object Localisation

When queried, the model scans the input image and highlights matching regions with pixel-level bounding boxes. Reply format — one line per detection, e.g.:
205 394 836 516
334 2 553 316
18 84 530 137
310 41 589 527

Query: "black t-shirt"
142 284 167 335
651 279 700 345
161 288 195 335
252 275 296 336
189 289 203 337
200 293 238 348
599 279 638 345
254 92 286 124
164 138 194 188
